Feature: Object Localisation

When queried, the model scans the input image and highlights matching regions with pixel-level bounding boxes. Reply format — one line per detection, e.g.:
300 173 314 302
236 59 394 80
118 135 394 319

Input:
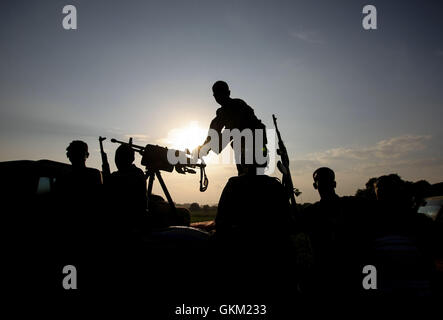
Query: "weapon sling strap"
199 160 208 192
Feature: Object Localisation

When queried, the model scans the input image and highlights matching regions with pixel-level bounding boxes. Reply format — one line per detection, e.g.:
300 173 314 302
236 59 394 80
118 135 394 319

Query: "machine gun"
99 136 111 179
272 114 298 212
110 138 208 210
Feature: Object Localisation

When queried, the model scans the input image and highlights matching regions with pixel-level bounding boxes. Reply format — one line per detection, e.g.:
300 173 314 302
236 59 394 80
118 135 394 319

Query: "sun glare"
165 121 207 151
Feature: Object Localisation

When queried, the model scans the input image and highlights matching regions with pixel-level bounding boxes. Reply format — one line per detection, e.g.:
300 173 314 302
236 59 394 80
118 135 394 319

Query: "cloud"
124 134 150 143
290 134 443 180
291 159 322 174
287 135 443 202
375 135 431 158
305 135 431 163
289 30 324 44
360 157 443 173
0 111 113 139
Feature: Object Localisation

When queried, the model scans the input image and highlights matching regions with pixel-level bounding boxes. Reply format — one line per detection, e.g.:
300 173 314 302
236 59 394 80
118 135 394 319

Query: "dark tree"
355 177 377 201
189 202 201 211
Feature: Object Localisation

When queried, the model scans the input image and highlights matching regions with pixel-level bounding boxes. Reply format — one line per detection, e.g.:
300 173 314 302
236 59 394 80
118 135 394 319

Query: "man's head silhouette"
313 167 337 200
66 140 89 168
374 174 404 203
212 80 231 105
115 144 135 171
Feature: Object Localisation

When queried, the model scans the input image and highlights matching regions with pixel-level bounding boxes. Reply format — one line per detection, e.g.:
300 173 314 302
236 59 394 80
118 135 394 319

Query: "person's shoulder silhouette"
216 174 292 242
53 140 103 254
56 140 102 193
107 144 147 226
211 81 261 129
111 144 145 179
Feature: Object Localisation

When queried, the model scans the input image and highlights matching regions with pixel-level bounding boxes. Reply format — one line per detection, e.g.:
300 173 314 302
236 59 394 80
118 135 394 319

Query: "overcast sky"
1 0 442 204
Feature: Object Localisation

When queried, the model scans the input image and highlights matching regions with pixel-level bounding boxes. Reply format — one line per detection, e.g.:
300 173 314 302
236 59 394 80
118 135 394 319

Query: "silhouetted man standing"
54 140 103 255
197 81 268 175
300 167 364 295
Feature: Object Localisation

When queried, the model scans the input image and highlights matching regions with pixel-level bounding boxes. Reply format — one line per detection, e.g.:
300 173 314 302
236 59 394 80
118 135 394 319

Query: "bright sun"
165 121 207 151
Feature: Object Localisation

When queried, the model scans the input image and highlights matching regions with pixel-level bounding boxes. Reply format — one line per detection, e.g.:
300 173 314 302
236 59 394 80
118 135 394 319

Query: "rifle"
272 114 298 212
99 136 111 179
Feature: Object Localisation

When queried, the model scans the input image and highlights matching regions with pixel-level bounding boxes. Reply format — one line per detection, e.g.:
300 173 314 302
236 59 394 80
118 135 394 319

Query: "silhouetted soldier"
197 81 268 175
216 175 293 244
300 167 365 295
59 140 103 187
214 174 297 295
107 144 148 239
371 175 434 295
54 140 103 255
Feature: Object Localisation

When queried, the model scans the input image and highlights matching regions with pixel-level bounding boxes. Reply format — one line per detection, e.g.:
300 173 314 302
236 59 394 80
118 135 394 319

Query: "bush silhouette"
189 202 201 211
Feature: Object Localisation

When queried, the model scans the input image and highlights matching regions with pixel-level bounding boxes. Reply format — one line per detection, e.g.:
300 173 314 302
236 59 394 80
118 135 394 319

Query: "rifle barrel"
110 138 145 151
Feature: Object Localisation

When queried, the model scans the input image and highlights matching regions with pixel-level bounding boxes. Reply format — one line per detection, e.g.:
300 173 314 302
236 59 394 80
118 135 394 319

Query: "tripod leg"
147 172 155 210
155 171 176 211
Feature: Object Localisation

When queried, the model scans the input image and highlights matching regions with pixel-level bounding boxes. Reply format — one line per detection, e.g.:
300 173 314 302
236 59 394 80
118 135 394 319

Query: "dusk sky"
1 0 443 204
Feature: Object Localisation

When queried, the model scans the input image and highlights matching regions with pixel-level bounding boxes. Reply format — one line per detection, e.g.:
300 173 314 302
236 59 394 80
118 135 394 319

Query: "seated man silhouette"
301 167 364 295
213 174 297 296
372 174 421 233
215 174 293 248
54 140 103 252
59 140 103 188
371 175 433 296
197 81 268 176
107 145 189 232
107 144 148 238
